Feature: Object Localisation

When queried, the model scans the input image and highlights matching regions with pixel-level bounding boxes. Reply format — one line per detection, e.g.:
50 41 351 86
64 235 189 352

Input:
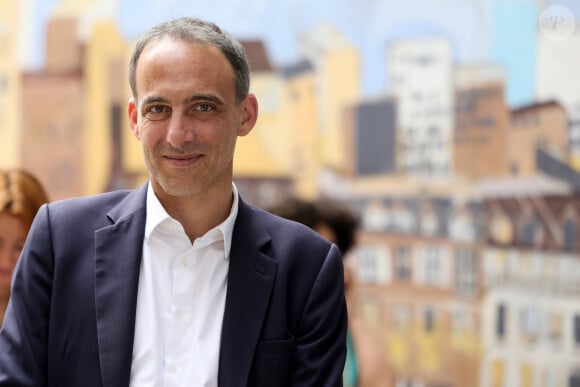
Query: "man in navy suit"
0 17 347 386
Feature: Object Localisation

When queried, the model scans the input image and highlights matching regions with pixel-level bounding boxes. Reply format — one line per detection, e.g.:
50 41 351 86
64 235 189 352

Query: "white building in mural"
481 247 580 387
536 29 580 170
388 38 454 176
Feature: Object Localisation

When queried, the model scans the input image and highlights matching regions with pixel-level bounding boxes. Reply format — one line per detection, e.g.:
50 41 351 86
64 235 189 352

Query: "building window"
424 307 435 334
520 364 533 387
355 245 389 284
392 204 415 233
424 247 440 285
519 215 542 247
451 307 473 334
362 200 389 231
564 218 576 251
547 312 564 348
497 304 507 340
395 246 411 281
519 307 540 344
393 304 412 333
491 359 504 387
450 209 476 241
358 296 384 331
456 248 478 298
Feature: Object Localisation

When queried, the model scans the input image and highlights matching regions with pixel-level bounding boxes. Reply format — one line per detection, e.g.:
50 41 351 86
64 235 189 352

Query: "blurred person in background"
269 197 394 387
0 169 49 323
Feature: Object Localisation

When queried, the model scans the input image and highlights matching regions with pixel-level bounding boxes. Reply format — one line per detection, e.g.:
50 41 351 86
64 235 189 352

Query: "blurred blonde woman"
0 169 48 322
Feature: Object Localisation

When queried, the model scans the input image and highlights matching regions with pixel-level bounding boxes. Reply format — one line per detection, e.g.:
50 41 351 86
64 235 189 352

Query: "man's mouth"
164 154 203 166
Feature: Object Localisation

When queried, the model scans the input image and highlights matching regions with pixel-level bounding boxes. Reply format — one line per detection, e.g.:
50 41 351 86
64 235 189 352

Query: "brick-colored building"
453 65 509 179
345 177 484 387
21 17 86 200
508 100 569 177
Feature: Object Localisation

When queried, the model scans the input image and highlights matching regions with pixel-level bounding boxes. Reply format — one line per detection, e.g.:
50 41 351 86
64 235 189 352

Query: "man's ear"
128 97 140 139
237 94 258 137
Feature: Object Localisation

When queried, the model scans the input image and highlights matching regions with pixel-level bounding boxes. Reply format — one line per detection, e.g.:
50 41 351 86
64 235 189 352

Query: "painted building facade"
389 38 454 176
0 0 24 168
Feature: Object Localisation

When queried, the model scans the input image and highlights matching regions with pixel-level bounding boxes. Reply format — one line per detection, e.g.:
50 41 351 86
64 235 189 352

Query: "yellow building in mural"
279 66 321 198
235 25 361 199
239 62 322 199
234 72 287 179
83 20 132 194
301 25 361 174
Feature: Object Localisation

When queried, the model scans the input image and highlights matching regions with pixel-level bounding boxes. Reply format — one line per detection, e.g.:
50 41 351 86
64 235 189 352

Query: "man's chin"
156 180 200 198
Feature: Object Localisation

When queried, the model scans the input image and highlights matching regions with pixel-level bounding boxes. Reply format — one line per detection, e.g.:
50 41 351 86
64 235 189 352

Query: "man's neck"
154 184 234 242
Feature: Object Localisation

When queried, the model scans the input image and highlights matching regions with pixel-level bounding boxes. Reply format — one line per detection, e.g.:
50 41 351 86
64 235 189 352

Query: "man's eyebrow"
139 94 226 107
141 95 169 106
186 94 225 105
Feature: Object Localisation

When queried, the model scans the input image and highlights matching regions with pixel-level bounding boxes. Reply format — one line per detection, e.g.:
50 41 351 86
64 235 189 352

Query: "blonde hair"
0 169 49 232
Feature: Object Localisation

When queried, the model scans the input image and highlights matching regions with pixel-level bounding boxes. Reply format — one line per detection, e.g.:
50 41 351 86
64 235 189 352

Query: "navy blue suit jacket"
0 184 347 386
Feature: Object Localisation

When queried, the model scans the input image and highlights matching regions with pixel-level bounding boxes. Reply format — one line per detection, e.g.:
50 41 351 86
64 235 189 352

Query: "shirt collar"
144 182 239 259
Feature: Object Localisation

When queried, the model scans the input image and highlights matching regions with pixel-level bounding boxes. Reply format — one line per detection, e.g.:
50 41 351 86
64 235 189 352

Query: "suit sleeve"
0 204 52 386
291 243 347 386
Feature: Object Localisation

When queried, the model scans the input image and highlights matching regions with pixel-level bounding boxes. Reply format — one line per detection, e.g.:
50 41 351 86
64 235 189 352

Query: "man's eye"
143 105 170 120
195 104 213 112
150 105 168 114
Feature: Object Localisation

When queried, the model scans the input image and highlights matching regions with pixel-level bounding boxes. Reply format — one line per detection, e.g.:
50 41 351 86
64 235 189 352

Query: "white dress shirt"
129 183 239 387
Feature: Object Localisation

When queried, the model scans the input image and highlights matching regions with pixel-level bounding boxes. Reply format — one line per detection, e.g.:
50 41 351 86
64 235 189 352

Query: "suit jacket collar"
219 199 278 387
95 184 148 387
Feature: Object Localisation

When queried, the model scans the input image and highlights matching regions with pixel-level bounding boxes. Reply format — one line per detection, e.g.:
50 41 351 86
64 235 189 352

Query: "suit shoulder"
48 189 132 210
44 189 137 221
248 204 332 250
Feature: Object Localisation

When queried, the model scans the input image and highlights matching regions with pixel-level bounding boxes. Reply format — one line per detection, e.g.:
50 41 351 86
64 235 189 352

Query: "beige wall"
454 82 510 178
508 103 568 176
318 47 361 173
0 0 21 168
281 71 321 198
22 72 85 200
83 21 132 194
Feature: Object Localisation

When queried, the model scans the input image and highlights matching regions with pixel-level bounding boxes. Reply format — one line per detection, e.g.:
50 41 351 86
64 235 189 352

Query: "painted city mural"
2 0 580 386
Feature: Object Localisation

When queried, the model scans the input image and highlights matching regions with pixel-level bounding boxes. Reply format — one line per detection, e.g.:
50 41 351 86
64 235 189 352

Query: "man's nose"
166 112 195 148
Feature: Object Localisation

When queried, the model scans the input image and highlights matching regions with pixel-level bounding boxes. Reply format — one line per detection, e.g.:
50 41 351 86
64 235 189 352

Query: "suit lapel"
94 186 147 387
219 200 277 386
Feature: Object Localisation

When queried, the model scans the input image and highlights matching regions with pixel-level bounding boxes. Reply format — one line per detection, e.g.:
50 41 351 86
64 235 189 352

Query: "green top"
343 329 358 387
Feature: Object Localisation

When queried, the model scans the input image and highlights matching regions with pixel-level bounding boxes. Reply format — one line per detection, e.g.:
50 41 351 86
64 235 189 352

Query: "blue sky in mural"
31 0 580 105
114 0 492 98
